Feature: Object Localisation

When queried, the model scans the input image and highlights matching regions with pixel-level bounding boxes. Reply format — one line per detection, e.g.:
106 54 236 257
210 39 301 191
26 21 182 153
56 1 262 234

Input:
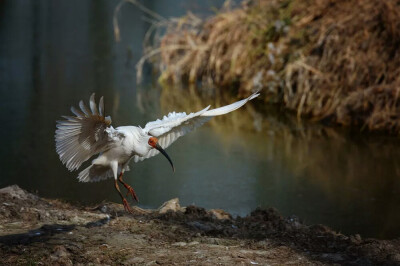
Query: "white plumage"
55 91 259 212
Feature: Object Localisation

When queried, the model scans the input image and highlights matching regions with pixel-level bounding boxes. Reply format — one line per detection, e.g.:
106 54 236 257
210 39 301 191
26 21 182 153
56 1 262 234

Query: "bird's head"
147 136 175 172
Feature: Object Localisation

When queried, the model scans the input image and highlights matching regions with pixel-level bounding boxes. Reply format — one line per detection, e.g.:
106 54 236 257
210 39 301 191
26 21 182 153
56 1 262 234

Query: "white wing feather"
55 93 124 171
135 92 259 162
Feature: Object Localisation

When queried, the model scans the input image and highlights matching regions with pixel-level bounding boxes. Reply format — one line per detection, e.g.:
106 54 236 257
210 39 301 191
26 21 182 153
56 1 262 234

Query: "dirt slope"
1 185 399 265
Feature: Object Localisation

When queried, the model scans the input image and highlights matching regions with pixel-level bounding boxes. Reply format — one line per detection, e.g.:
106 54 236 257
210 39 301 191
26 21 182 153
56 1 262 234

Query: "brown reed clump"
144 0 400 134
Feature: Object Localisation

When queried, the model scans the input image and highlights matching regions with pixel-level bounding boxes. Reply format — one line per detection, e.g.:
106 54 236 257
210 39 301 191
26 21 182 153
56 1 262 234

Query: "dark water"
1 0 400 239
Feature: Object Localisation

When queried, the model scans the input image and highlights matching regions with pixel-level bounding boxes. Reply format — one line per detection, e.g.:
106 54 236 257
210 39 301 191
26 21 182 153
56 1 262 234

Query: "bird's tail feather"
77 164 114 183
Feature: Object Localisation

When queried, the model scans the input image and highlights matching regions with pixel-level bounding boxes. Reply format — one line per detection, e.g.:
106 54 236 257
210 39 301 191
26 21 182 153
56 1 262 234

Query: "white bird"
55 92 259 212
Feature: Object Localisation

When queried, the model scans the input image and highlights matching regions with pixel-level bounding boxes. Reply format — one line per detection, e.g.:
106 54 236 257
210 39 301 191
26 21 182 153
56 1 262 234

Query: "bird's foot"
122 198 133 214
124 185 139 202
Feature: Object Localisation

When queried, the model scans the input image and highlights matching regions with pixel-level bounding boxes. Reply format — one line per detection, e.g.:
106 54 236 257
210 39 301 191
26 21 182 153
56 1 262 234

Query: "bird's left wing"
134 91 259 162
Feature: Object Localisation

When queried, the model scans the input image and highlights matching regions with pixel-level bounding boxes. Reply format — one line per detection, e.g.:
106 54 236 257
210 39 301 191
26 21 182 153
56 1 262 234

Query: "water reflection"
0 0 400 239
155 86 400 238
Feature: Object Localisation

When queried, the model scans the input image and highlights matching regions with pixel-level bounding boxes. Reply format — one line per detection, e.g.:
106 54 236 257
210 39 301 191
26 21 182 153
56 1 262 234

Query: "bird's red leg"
114 179 133 213
118 172 139 202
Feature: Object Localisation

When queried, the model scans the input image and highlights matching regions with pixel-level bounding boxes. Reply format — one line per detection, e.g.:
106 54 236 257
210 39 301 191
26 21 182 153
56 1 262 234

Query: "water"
1 0 400 239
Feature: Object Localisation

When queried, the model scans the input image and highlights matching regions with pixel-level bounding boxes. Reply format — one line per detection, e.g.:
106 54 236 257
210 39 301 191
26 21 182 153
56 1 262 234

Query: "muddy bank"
145 0 400 134
1 185 399 265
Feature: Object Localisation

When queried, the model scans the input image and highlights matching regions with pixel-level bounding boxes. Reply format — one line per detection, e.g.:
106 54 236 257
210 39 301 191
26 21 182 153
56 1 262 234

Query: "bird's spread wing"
134 91 260 162
55 93 124 171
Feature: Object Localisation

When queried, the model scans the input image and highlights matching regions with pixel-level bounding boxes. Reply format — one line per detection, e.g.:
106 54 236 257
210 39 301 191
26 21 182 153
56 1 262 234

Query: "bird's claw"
122 198 133 214
125 185 139 203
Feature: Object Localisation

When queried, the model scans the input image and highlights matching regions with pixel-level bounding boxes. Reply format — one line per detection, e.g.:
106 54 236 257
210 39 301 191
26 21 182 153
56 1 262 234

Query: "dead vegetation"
140 0 400 134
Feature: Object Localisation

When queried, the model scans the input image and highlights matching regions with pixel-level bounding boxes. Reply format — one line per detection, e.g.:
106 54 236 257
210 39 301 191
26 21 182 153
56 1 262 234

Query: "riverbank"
1 185 399 265
146 0 400 134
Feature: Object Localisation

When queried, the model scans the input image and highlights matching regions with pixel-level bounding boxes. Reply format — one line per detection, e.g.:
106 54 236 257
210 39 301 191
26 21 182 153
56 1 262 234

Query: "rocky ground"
0 185 399 265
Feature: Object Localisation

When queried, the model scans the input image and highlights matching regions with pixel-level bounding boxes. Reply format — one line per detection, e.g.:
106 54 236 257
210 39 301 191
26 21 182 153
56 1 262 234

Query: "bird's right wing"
134 92 259 162
55 93 124 171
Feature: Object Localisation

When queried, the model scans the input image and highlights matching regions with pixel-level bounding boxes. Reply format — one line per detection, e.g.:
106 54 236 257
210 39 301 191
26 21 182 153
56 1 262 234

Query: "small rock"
100 244 109 250
70 216 87 224
124 257 145 264
188 241 200 246
172 242 187 247
209 209 232 220
100 205 108 213
52 245 70 258
286 215 302 229
0 185 37 200
350 234 362 244
158 198 182 214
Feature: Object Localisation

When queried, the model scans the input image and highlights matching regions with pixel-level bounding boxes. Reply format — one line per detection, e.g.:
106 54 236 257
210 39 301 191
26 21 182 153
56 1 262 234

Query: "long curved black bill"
155 143 175 172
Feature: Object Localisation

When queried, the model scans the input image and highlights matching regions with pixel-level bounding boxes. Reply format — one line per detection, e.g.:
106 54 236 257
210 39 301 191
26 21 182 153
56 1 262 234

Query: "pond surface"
1 0 400 239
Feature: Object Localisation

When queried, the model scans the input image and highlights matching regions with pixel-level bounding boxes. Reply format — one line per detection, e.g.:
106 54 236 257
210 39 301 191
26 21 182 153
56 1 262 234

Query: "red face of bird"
148 137 175 172
148 137 158 148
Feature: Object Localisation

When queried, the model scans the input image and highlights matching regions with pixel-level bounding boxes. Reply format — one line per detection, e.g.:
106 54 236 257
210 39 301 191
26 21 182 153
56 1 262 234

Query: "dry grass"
142 0 400 134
